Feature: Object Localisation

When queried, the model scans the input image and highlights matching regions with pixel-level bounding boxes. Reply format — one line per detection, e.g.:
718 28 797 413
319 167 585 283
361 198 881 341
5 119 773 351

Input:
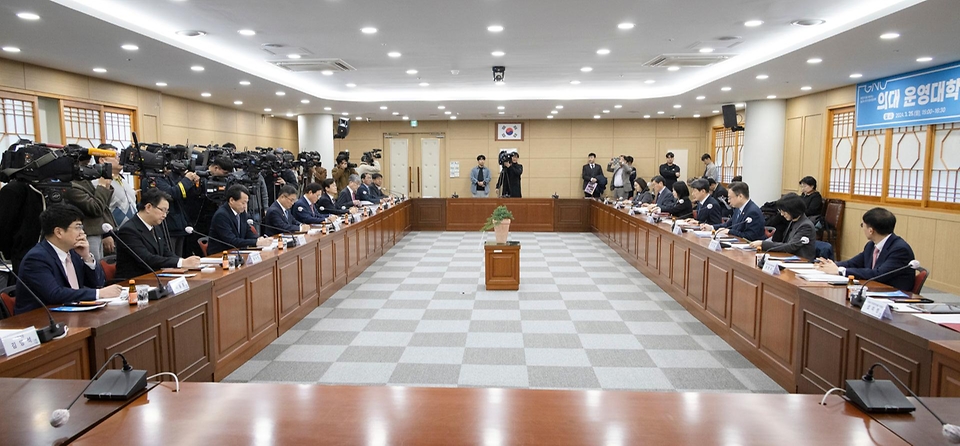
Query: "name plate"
331 220 342 232
628 208 635 216
672 224 683 235
369 206 377 215
708 239 723 252
0 326 41 356
307 229 321 236
646 215 655 224
245 251 263 265
762 259 781 276
861 297 892 320
165 276 190 295
295 234 307 246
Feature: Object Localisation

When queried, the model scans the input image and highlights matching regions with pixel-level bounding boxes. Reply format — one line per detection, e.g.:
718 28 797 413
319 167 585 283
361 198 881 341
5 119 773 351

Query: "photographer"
145 167 201 257
332 154 357 193
95 146 138 228
184 156 233 256
356 150 382 179
64 154 115 261
496 152 522 198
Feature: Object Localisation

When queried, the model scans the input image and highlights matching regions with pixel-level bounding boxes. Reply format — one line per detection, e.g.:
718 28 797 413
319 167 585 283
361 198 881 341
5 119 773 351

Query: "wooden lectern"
484 241 520 290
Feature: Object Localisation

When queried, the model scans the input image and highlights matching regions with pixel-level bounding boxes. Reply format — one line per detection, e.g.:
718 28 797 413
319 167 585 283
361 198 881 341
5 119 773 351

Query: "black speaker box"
334 117 350 139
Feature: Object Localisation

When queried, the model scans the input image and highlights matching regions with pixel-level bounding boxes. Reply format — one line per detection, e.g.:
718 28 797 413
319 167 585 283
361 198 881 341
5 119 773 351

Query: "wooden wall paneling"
213 278 247 362
705 261 730 324
932 342 960 397
637 226 648 264
798 308 850 394
166 298 213 382
414 198 446 231
277 254 302 332
625 219 636 258
333 235 348 284
301 248 319 303
248 265 278 341
648 232 661 270
96 322 166 380
730 272 761 346
555 200 589 231
318 237 335 300
0 331 90 379
852 334 926 396
688 251 707 307
757 284 799 386
671 244 688 293
659 238 672 281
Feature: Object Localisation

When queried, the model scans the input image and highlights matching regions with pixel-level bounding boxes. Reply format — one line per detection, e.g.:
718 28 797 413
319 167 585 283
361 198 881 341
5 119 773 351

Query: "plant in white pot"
481 205 514 244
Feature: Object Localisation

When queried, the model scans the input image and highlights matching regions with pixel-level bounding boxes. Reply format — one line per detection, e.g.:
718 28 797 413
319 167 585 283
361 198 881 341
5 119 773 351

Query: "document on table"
912 313 960 324
781 263 818 270
692 231 713 238
728 243 755 250
200 258 223 265
798 273 850 282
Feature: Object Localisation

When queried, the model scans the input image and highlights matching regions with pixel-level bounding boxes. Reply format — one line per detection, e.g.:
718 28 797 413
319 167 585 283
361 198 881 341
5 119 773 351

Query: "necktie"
284 209 289 222
872 247 880 269
237 214 241 233
310 203 315 216
351 189 356 202
64 255 79 289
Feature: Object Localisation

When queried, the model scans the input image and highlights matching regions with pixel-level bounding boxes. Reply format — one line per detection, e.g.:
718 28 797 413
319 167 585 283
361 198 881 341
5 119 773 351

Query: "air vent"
270 59 357 72
643 54 733 68
482 114 521 119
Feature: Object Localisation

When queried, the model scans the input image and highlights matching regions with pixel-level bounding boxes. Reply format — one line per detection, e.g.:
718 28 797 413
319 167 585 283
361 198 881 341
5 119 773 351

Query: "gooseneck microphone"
1 264 66 342
101 224 170 300
50 352 145 428
714 217 753 240
859 363 960 443
185 226 243 267
850 260 921 307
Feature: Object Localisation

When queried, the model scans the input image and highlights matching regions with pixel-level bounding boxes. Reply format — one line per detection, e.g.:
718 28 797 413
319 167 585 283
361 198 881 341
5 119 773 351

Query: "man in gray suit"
470 155 492 197
607 155 635 200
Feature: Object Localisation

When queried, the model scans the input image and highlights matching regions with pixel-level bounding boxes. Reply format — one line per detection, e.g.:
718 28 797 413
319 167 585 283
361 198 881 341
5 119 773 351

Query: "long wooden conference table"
3 198 960 397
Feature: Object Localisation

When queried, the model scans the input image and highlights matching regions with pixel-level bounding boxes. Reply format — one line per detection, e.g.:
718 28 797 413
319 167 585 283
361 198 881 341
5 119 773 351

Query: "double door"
386 134 443 198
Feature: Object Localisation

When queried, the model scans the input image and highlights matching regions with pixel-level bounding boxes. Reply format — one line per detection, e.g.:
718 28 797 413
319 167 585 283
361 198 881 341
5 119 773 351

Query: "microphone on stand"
101 224 170 300
184 226 243 268
850 260 921 307
50 352 147 428
1 263 66 343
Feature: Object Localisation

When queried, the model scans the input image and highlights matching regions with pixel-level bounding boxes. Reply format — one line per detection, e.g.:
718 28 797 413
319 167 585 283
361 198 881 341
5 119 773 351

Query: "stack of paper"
692 231 713 238
797 272 850 282
781 263 818 270
728 243 755 250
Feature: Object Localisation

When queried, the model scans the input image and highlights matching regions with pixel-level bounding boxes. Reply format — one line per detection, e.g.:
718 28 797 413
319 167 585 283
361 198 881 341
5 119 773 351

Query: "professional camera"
120 142 192 177
337 150 358 169
296 151 322 168
0 140 113 203
498 150 514 166
361 148 382 165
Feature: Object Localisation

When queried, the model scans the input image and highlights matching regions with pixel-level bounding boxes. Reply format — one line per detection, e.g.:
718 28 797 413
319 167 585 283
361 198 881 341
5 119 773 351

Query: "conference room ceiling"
1 0 957 122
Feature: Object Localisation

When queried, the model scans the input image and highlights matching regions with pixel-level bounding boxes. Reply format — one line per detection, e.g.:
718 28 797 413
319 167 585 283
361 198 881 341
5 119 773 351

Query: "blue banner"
856 60 960 130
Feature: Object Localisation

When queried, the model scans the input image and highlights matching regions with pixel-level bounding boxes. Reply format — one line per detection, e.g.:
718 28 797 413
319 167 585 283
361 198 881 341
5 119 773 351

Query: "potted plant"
481 205 514 243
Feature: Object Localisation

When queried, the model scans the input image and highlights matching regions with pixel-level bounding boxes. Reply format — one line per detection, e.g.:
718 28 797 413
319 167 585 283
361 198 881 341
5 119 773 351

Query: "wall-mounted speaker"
722 104 744 132
334 117 350 139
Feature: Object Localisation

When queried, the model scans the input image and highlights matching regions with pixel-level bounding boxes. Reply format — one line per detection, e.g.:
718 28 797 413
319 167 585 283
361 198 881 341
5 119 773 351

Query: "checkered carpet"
224 232 784 393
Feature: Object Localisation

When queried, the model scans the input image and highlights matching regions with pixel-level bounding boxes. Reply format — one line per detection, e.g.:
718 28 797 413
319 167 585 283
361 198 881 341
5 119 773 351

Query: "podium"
484 241 520 290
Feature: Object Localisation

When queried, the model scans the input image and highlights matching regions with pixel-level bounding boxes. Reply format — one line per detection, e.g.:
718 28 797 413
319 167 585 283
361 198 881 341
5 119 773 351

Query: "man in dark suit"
292 182 334 225
317 178 353 215
336 174 362 210
816 207 916 291
686 179 722 225
115 188 202 280
702 181 766 241
357 173 375 203
14 204 123 314
658 152 681 191
581 153 604 198
370 174 386 201
643 176 677 210
263 185 309 236
208 185 272 255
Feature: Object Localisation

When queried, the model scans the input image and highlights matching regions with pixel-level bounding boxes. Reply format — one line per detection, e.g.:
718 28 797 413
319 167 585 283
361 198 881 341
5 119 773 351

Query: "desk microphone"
50 352 146 428
850 260 920 307
251 219 298 247
714 217 752 240
101 224 170 300
184 226 243 267
1 264 66 342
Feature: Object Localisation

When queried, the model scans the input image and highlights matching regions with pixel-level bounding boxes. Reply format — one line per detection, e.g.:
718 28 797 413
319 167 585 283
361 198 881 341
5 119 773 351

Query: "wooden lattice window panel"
60 100 135 151
0 91 40 149
712 126 744 183
887 126 926 201
931 123 960 206
853 128 885 198
826 107 855 196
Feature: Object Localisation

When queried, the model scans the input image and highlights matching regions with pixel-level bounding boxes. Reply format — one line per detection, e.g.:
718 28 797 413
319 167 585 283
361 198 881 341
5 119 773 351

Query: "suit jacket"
760 215 817 260
632 190 654 206
263 201 301 236
116 216 180 280
607 162 635 192
470 166 492 194
654 187 677 209
581 164 604 192
292 196 329 225
837 234 916 292
695 196 723 225
369 184 385 201
317 193 349 215
15 241 105 314
207 204 259 255
336 187 358 210
357 184 374 203
714 200 766 241
661 197 693 219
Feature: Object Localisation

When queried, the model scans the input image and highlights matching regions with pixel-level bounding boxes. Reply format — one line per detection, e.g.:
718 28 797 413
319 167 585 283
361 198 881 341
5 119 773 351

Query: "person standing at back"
608 155 635 200
581 153 604 198
659 152 681 191
497 152 522 198
701 153 720 183
470 155 492 198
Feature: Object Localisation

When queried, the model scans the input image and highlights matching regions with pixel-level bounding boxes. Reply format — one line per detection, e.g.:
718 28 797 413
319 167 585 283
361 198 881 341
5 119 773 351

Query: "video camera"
296 151 322 168
360 148 382 165
120 142 197 177
337 150 358 169
0 140 115 203
498 150 515 166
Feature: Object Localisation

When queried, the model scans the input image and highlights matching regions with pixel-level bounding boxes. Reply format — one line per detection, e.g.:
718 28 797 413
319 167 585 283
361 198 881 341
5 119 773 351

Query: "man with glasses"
264 185 311 236
815 207 916 291
115 188 202 280
15 204 123 314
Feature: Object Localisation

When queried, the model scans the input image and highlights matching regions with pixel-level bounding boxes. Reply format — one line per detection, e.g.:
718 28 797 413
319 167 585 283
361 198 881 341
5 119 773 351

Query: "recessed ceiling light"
618 22 635 30
791 19 826 27
419 82 430 87
491 51 505 57
644 80 655 84
239 80 250 86
581 66 593 72
388 51 402 58
696 95 706 100
699 48 714 53
380 106 388 110
361 27 378 34
657 111 665 115
693 114 701 118
597 48 610 55
237 29 256 36
341 112 349 116
286 113 295 117
301 99 310 104
450 116 457 120
551 110 559 114
234 100 243 105
487 25 503 33
321 70 333 76
402 116 409 120
406 69 418 75
721 86 731 91
614 105 622 109
392 111 399 115
176 30 207 37
438 105 446 110
643 115 651 119
547 115 554 119
667 66 680 71
807 58 822 64
498 112 505 115
570 80 581 85
673 104 681 109
736 103 746 107
92 67 107 73
200 92 211 97
276 91 285 96
744 20 763 27
756 74 769 80
766 95 777 99
346 83 357 88
287 54 301 59
155 82 167 87
2 46 21 53
602 110 610 113
121 44 139 51
556 105 564 109
849 73 863 78
917 56 933 62
712 110 720 113
324 107 332 111
497 106 505 110
800 86 812 91
880 32 900 40
191 65 204 72
594 115 601 119
444 111 451 115
16 12 40 21
264 108 272 112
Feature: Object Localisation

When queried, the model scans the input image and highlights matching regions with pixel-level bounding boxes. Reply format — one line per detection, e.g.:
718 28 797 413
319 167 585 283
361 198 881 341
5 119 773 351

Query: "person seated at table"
115 188 202 280
316 178 356 215
632 178 653 206
701 181 765 241
263 185 310 236
748 193 816 260
336 174 363 210
15 204 123 314
651 181 692 218
815 207 916 292
642 175 677 211
207 185 272 255
686 179 722 226
292 182 336 225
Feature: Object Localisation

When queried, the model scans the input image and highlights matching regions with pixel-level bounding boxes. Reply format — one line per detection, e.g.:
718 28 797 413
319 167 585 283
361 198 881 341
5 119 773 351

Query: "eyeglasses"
68 224 85 232
155 207 170 214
